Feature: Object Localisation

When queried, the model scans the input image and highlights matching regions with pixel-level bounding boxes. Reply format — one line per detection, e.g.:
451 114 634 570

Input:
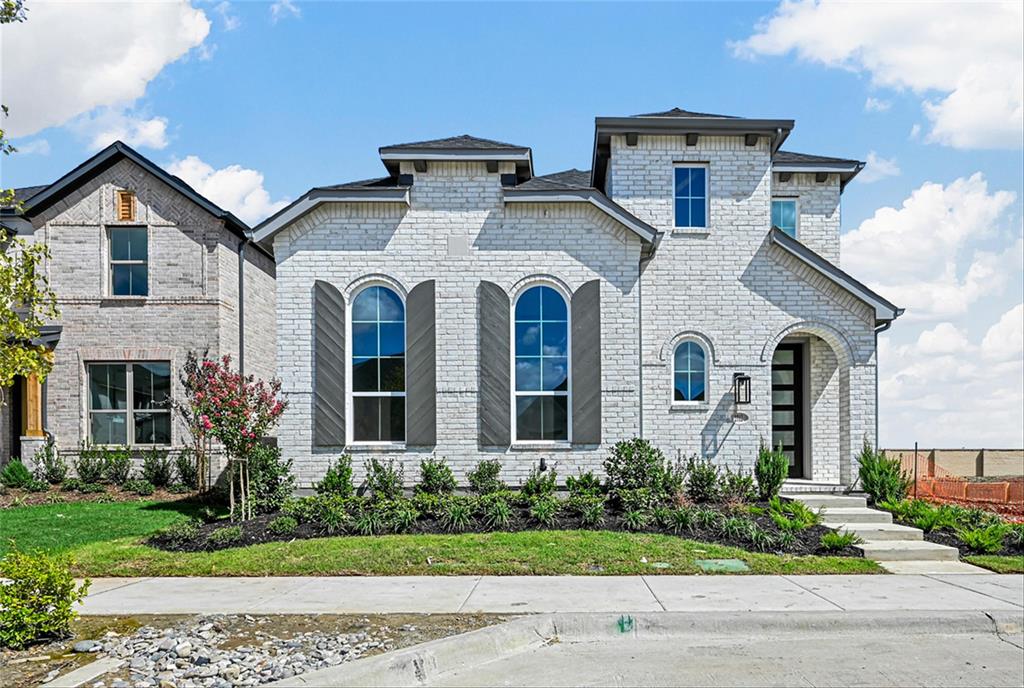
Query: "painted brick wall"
274 161 643 487
773 173 841 264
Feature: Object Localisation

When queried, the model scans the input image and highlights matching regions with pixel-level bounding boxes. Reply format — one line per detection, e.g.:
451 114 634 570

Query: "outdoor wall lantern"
733 373 752 405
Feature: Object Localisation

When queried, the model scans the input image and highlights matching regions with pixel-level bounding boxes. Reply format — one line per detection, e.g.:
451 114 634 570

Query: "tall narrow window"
674 165 708 228
514 284 569 441
88 362 170 445
673 341 707 403
772 199 798 238
351 285 405 442
109 227 148 296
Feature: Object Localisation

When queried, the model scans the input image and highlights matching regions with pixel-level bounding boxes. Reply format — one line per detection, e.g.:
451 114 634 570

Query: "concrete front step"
857 540 960 562
816 507 893 524
825 522 923 541
790 494 867 509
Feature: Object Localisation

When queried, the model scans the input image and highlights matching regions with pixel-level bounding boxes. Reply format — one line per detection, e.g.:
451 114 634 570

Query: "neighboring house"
254 108 902 491
1 142 276 467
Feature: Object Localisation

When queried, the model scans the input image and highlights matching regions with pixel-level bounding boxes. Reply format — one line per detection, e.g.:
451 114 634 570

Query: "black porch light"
733 373 752 405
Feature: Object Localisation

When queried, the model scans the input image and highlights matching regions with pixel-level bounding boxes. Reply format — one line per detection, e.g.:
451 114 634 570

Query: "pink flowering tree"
176 351 287 517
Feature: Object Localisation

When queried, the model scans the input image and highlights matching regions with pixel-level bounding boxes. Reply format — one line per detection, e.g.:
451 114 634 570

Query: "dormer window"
674 164 707 229
772 198 798 238
116 190 136 222
109 227 148 296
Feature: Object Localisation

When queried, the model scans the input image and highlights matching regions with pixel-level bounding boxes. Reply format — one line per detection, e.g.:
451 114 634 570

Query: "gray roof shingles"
515 169 593 192
380 134 528 152
774 150 862 166
633 107 739 119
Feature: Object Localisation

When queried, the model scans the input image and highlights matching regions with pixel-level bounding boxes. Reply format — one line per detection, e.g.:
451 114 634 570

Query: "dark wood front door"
771 344 804 479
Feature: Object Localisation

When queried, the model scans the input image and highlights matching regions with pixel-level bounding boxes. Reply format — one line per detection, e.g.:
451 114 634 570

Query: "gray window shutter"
313 280 345 447
571 279 601 445
406 280 436 446
478 281 510 447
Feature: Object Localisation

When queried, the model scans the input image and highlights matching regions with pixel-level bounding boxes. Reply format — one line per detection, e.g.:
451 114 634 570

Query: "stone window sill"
669 403 709 413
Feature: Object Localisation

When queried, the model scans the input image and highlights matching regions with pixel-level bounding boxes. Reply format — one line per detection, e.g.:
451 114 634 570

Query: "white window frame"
345 282 407 447
671 339 709 407
87 361 172 447
673 163 710 230
771 197 799 239
108 225 149 297
510 280 572 446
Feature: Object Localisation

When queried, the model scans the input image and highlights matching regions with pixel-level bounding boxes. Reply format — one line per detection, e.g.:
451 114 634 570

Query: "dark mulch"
0 485 195 508
149 500 862 559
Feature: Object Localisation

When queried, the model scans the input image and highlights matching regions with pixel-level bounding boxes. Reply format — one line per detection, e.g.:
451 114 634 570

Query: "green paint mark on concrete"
617 615 635 633
695 558 750 573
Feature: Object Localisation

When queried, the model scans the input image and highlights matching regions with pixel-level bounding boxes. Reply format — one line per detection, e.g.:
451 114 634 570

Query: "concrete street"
80 573 1024 615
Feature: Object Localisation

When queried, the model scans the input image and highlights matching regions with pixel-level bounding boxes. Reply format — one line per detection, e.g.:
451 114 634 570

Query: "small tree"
179 353 287 519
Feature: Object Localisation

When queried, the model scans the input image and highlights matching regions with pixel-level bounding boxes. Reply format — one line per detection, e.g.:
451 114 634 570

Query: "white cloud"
214 1 240 31
73 109 169 151
916 323 972 356
864 97 891 113
856 151 900 184
981 303 1024 362
12 139 50 156
0 1 210 138
166 155 289 225
840 173 1019 320
270 0 301 23
733 1 1024 149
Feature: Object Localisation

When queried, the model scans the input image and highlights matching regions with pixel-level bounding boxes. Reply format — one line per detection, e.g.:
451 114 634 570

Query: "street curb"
269 610 1020 687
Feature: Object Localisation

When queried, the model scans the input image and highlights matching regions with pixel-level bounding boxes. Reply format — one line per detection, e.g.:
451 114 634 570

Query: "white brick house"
254 109 901 489
1 142 277 467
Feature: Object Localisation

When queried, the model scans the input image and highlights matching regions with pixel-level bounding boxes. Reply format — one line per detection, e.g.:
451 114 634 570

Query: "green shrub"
122 479 154 496
603 437 673 495
352 507 386 536
175 449 200 490
74 446 106 484
754 441 788 501
0 549 90 649
416 458 456 495
102 447 132 485
578 499 606 528
480 496 513 531
684 455 720 503
385 499 420 533
769 511 801 532
566 470 602 498
79 482 105 494
747 524 777 552
207 525 243 547
666 507 695 534
23 478 48 493
316 455 355 497
159 519 201 547
956 523 1009 554
529 496 559 528
912 505 957 533
60 478 83 492
942 504 1001 530
318 501 350 535
35 441 67 485
621 509 651 532
721 467 756 503
521 465 557 498
768 496 821 530
141 448 174 487
267 515 298 536
1 460 33 488
249 443 295 514
1007 523 1024 548
720 516 752 540
365 458 404 501
614 487 659 512
693 508 722 531
440 498 475 533
167 483 189 494
776 530 797 550
820 530 862 551
412 492 447 519
468 459 506 495
857 438 909 504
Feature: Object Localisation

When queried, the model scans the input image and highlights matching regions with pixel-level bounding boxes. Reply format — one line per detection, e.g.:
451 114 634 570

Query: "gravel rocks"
90 614 395 686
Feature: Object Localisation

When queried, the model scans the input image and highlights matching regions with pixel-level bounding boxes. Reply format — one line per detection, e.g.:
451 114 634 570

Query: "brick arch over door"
759 319 857 367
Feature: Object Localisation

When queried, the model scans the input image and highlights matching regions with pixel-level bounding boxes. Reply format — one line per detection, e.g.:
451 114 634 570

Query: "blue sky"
2 1 1022 447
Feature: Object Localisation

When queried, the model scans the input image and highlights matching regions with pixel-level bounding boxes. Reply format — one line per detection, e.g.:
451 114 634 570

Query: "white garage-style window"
513 284 570 442
673 340 707 403
350 285 406 443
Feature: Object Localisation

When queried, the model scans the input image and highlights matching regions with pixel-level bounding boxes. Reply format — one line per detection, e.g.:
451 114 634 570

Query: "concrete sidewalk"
79 574 1024 615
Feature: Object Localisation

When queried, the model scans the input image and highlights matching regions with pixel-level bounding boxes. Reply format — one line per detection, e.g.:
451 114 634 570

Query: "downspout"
237 237 247 377
637 253 655 439
873 319 894 450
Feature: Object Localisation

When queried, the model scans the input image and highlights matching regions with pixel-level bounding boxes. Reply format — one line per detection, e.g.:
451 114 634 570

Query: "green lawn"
964 554 1024 574
0 499 209 556
1 500 881 576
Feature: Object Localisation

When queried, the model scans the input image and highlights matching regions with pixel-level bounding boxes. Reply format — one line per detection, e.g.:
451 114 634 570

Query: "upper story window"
674 165 708 229
771 198 798 238
514 284 569 442
109 227 148 296
350 285 406 443
673 340 707 403
88 361 171 446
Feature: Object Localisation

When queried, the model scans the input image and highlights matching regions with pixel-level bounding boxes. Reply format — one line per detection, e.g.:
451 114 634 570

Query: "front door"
771 344 804 479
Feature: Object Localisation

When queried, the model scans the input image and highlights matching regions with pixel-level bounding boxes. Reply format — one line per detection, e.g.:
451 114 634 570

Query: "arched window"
351 285 405 442
673 340 706 403
514 284 569 442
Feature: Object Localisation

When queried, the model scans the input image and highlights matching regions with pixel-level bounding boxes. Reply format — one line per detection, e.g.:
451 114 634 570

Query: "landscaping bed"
878 499 1024 559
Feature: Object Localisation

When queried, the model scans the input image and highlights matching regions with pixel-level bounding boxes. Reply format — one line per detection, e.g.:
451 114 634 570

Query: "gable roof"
1 185 49 209
769 227 902 324
773 150 864 190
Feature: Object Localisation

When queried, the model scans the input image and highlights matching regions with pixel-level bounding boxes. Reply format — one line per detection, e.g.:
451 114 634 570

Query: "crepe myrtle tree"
177 352 287 519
